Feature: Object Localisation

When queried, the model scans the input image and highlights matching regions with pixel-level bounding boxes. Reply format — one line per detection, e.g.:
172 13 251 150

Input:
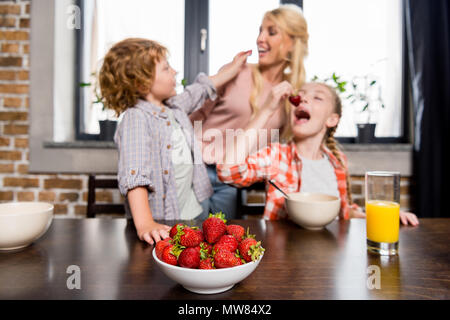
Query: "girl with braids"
216 81 419 225
190 4 308 219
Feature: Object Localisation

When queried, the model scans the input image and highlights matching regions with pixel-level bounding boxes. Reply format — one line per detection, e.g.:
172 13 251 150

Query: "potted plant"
347 75 385 143
80 72 118 141
312 73 385 143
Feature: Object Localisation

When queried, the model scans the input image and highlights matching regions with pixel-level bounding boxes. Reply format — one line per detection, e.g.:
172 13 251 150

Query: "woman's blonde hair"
99 38 168 115
250 5 309 139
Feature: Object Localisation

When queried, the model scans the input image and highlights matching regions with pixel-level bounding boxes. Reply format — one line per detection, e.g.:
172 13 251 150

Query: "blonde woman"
191 4 309 219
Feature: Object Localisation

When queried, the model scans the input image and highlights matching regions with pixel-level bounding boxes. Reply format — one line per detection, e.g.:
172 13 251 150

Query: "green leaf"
370 80 377 86
362 103 369 112
209 212 227 224
79 82 91 87
181 79 187 87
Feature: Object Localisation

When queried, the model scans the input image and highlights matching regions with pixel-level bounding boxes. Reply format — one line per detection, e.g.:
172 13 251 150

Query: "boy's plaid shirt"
217 142 356 220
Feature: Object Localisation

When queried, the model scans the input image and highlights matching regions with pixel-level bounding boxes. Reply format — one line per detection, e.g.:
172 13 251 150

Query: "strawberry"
180 227 203 247
172 224 203 247
202 212 227 244
195 229 204 242
161 244 181 266
214 235 238 252
213 248 243 269
199 258 214 270
226 225 245 242
238 236 265 263
289 94 301 107
200 242 212 257
169 223 185 238
155 237 172 260
178 247 201 269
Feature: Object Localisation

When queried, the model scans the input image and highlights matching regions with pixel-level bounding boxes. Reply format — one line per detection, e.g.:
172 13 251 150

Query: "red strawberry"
202 212 227 244
214 235 238 252
200 242 212 260
161 244 180 266
179 227 203 247
226 225 245 242
214 248 243 269
200 242 212 255
169 223 185 238
289 94 301 107
199 258 214 270
155 237 172 260
195 229 204 242
238 237 264 263
178 247 201 269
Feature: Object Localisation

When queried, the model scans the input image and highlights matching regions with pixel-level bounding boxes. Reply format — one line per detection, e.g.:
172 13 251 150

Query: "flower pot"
99 120 117 141
356 123 376 143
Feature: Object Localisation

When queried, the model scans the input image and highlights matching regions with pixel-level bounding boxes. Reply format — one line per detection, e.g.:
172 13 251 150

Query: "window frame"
75 0 99 141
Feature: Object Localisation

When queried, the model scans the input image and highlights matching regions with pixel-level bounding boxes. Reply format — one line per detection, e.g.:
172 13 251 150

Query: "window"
76 0 407 142
77 0 185 137
302 0 405 139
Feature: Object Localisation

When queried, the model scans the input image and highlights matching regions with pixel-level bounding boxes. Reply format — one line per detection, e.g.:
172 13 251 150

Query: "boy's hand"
400 211 419 226
209 50 252 88
138 221 171 245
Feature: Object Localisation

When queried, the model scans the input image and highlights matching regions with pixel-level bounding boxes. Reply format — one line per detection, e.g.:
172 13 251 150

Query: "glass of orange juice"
365 171 400 255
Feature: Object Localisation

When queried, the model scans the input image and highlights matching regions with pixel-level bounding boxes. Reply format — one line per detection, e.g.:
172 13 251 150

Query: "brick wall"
0 0 101 217
0 0 413 218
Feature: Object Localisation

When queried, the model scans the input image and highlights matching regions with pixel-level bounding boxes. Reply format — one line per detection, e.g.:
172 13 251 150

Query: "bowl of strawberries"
152 213 265 294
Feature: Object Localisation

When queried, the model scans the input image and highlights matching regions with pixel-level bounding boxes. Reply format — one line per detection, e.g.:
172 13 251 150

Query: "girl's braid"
324 125 353 205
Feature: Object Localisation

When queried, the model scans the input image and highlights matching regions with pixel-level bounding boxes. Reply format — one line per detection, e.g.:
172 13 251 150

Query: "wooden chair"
87 175 125 218
236 182 266 218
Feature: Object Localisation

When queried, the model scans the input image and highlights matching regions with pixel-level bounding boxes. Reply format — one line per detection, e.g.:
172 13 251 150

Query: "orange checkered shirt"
216 142 357 220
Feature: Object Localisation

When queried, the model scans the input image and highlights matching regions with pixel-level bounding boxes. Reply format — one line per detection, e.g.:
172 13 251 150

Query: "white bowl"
286 192 340 230
152 249 263 294
0 202 54 251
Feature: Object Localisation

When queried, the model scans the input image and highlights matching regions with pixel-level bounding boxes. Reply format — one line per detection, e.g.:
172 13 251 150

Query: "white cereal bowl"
152 249 263 294
0 202 54 251
286 192 340 230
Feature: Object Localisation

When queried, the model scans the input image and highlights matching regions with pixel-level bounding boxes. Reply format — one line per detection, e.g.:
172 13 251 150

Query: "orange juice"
366 200 400 243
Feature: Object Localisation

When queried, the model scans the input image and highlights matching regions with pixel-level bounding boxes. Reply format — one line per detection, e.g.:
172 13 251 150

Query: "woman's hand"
261 81 294 114
209 50 252 88
137 221 171 245
400 211 419 226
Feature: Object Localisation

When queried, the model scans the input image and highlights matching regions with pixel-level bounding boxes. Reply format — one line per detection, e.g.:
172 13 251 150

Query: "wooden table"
0 218 449 300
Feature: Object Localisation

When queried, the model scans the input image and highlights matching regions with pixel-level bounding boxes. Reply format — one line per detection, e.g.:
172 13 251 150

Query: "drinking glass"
365 171 400 255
